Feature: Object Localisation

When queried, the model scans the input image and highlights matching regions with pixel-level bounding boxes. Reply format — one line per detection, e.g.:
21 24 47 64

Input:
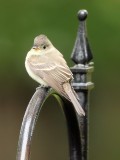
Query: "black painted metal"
16 87 50 160
71 10 94 160
16 88 82 160
71 10 93 64
16 9 94 160
53 94 82 160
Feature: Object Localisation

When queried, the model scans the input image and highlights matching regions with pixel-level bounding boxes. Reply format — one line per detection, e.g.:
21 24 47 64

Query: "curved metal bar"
16 88 82 160
16 87 50 160
53 94 82 160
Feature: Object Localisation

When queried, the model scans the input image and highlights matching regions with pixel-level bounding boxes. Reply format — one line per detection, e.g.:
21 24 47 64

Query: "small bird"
25 34 85 116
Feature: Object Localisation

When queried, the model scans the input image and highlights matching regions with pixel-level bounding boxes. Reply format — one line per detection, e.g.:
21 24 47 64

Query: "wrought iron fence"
16 9 94 160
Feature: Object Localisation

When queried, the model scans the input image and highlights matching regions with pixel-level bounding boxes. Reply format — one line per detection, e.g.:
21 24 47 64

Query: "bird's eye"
43 45 46 49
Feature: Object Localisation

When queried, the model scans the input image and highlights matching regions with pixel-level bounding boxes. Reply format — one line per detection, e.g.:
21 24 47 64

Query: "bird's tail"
63 83 85 116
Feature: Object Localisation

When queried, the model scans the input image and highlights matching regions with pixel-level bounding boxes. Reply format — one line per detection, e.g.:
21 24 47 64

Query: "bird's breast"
25 60 48 87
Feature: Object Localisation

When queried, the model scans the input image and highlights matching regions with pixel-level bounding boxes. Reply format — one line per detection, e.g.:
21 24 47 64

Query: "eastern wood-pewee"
25 35 85 116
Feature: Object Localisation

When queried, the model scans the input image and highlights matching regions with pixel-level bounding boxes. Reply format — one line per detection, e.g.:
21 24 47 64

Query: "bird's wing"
28 52 73 100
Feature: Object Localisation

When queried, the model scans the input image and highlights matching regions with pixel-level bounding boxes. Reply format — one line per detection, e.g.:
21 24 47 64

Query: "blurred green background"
0 0 120 160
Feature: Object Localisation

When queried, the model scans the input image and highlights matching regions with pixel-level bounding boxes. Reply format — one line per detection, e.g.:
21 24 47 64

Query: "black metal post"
71 10 94 160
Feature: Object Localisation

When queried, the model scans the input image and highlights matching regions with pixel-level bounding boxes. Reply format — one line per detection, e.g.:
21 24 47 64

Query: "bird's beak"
32 46 40 50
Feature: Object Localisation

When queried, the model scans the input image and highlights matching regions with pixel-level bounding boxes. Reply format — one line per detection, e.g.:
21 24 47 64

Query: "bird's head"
26 34 54 58
32 34 52 51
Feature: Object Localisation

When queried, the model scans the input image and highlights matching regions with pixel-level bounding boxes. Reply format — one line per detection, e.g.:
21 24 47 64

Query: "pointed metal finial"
71 9 93 64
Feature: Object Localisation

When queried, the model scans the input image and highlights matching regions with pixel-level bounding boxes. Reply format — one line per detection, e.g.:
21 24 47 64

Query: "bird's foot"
36 85 50 90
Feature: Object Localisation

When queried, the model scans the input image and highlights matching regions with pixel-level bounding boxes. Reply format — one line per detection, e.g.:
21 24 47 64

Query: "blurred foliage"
0 0 120 160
